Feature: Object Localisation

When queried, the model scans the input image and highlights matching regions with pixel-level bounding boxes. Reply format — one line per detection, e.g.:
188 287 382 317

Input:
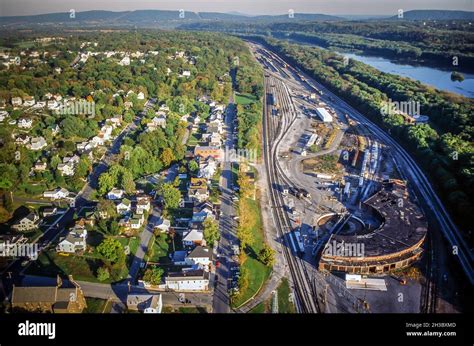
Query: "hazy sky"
0 0 472 17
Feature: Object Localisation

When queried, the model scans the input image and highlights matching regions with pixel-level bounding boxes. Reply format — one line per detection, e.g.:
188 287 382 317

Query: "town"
0 6 472 321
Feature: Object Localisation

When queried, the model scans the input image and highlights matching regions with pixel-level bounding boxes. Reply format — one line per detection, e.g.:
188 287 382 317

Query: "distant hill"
0 10 343 28
389 10 474 21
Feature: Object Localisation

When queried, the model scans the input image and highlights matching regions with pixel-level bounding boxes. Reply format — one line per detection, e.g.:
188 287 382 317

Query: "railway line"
251 41 474 314
263 74 320 313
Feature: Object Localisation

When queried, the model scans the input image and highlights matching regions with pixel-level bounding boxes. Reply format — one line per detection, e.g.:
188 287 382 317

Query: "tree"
97 266 110 282
143 265 164 286
258 245 275 266
97 238 124 264
97 198 117 219
203 218 220 247
160 182 181 210
160 147 175 167
188 159 199 173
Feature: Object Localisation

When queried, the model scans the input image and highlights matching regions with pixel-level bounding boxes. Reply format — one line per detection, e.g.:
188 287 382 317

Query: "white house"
182 229 204 247
43 188 69 200
198 157 217 179
56 222 87 253
165 269 209 291
130 214 144 229
107 188 124 200
11 97 22 107
136 196 151 214
127 294 162 313
29 137 47 151
185 246 212 268
116 198 132 215
0 110 9 122
11 212 39 232
17 118 32 129
137 92 145 100
23 96 35 107
180 70 191 78
155 218 170 233
57 162 75 176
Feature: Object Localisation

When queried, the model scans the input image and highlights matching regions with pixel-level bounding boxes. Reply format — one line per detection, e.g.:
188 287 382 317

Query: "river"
340 53 474 98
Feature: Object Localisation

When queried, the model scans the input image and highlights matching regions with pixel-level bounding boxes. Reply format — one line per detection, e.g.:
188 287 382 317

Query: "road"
212 101 237 313
18 275 212 308
127 206 161 283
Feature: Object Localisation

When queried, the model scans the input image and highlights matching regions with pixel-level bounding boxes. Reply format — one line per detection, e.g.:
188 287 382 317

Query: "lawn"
231 197 272 308
83 298 111 313
145 233 178 264
235 92 258 105
249 300 269 313
277 278 296 313
26 249 129 284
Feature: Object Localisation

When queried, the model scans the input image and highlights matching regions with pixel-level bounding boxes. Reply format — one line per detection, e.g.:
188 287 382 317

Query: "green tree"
97 238 124 264
203 218 220 247
258 245 275 266
160 182 181 210
143 265 164 285
97 266 110 282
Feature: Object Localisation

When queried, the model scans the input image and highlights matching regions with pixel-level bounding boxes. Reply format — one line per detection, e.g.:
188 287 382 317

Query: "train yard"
248 40 473 313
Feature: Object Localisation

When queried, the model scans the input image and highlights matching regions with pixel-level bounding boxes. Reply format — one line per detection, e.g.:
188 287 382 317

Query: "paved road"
212 102 238 313
17 275 212 308
127 206 161 283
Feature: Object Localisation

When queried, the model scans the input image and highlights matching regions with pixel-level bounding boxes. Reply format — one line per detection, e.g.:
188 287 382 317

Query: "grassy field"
231 197 271 308
248 278 295 313
277 278 296 313
26 249 129 283
235 92 258 105
83 298 111 313
146 233 177 264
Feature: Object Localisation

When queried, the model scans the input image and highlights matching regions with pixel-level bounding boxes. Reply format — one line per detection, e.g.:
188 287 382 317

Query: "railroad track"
263 75 320 313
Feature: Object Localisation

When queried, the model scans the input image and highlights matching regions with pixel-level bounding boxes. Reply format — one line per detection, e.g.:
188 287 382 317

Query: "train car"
293 230 305 256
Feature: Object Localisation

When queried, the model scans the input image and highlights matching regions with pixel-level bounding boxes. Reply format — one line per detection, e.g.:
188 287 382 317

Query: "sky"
0 0 472 17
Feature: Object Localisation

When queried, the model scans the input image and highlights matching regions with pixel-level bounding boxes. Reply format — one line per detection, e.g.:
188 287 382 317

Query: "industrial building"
318 180 427 274
315 107 333 122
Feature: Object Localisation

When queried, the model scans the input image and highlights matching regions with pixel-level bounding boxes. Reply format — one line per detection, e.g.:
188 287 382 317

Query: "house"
56 221 87 253
116 198 132 215
194 146 222 160
155 218 170 233
118 217 131 230
188 178 209 203
137 91 145 100
43 188 69 200
47 100 59 110
119 56 130 66
29 136 47 151
127 294 162 313
107 188 124 200
57 161 75 176
23 96 35 106
130 214 144 229
136 195 151 214
0 110 8 122
33 161 47 171
198 157 217 179
164 269 209 291
41 206 58 217
185 246 212 268
17 118 32 129
11 276 87 313
11 97 22 107
182 229 204 247
180 70 191 78
147 116 166 131
15 134 30 145
11 212 39 232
